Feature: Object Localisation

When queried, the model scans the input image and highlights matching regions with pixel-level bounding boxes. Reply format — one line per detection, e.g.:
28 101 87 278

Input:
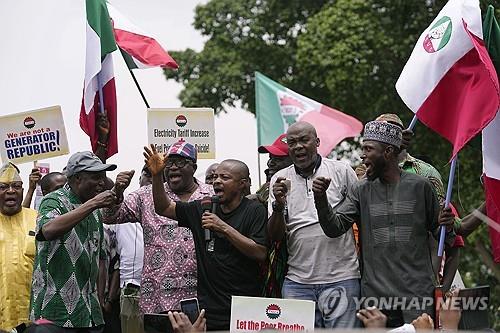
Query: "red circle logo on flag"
176 115 188 127
24 117 36 129
423 16 452 53
266 304 281 320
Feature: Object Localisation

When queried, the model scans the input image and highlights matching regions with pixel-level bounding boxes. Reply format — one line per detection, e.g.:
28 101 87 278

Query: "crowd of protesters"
0 112 491 333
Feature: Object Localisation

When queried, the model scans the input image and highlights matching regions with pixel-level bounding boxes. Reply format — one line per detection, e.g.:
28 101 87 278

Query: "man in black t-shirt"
144 145 267 330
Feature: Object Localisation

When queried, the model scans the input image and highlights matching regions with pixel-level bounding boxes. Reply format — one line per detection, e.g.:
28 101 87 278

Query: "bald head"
212 159 250 206
205 163 219 185
40 172 67 196
219 159 249 179
287 121 317 138
286 121 320 171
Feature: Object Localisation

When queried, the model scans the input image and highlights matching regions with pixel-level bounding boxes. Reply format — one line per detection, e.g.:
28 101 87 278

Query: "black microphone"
201 196 212 242
211 195 219 214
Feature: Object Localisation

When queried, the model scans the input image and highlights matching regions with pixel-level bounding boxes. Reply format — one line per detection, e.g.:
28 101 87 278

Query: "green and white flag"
80 0 118 157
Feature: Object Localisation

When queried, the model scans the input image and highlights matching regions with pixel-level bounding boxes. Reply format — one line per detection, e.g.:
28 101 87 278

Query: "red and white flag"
483 85 500 263
396 0 500 158
482 5 500 263
80 0 118 158
107 4 178 70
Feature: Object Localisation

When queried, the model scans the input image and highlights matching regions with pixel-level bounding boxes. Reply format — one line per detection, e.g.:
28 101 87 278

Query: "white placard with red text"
230 296 315 332
147 108 215 159
0 105 69 164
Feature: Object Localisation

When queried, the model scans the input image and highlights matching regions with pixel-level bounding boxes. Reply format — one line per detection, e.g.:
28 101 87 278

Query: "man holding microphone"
144 145 267 331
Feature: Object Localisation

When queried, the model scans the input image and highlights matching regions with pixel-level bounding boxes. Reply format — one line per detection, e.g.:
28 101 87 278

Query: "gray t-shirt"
269 158 360 284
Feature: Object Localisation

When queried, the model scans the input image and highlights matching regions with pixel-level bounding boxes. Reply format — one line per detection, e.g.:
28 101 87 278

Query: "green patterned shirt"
400 154 446 204
30 184 105 328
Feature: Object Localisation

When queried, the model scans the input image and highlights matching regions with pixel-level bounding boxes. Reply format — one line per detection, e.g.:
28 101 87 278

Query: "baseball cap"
258 134 288 156
65 151 117 177
375 113 404 129
167 140 197 162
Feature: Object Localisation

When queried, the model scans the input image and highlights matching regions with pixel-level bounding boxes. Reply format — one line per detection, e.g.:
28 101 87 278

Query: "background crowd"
0 112 492 333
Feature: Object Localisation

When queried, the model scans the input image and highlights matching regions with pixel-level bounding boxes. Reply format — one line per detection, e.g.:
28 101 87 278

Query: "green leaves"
164 1 500 326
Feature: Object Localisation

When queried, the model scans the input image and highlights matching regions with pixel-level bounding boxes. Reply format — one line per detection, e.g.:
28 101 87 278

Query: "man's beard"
366 158 385 181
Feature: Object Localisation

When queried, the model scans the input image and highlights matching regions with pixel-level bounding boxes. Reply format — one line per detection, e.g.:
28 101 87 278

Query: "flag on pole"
255 72 363 156
107 4 178 70
482 5 500 263
80 0 118 158
396 0 500 158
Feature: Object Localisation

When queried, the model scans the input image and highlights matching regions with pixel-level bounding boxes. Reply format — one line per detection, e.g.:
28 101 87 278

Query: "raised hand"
272 177 288 206
114 170 135 197
96 112 110 143
91 190 117 208
143 144 167 176
28 167 42 190
312 176 331 198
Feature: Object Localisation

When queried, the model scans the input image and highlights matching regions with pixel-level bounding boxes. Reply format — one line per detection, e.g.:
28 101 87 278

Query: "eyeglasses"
165 159 192 168
0 182 23 191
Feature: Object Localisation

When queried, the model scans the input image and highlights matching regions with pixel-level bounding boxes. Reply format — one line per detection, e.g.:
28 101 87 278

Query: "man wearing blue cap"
103 140 213 330
30 151 134 332
313 121 456 324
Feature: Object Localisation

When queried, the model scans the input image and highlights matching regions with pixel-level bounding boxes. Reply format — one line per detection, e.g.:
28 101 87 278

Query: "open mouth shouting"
4 196 18 207
212 185 224 198
167 171 183 185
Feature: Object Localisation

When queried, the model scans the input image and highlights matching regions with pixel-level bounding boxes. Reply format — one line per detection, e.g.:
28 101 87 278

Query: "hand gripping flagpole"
407 115 419 131
407 114 456 257
439 157 457 257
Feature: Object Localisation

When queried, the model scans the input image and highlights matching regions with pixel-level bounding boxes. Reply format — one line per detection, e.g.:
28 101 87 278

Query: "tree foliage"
165 0 500 326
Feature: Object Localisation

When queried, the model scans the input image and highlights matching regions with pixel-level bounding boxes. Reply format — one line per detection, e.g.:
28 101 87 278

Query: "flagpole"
127 68 151 109
438 156 457 257
408 115 418 130
257 152 262 188
97 72 106 114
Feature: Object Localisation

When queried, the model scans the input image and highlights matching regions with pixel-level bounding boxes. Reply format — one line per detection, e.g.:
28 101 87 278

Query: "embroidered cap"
167 140 197 162
363 121 403 148
375 113 404 129
0 162 21 183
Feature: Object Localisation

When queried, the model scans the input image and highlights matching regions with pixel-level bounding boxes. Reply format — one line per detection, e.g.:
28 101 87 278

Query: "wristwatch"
272 201 285 213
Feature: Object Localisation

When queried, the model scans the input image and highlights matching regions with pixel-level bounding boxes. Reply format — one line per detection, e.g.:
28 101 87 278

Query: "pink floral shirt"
110 180 213 313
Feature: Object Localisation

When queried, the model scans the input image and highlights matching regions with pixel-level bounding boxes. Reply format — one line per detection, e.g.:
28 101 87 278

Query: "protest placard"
230 296 315 332
147 108 215 159
0 106 69 164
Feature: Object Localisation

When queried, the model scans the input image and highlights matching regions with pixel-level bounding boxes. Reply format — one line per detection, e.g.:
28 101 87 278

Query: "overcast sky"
0 0 264 193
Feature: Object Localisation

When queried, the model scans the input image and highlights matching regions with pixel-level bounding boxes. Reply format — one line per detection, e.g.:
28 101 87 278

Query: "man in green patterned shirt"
29 152 134 332
373 113 446 202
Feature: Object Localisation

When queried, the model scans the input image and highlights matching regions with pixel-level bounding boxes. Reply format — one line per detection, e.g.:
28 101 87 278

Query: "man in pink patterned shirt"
105 141 213 314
